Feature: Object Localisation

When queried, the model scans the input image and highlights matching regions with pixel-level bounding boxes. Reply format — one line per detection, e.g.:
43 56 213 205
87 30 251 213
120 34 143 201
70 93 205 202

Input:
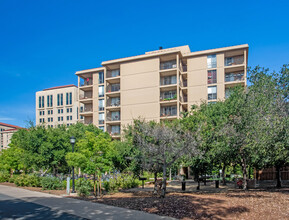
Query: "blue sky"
0 0 289 127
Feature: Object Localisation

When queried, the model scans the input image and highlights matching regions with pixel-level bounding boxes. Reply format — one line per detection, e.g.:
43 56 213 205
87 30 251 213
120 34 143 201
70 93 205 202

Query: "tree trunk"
276 165 282 188
93 173 96 197
196 174 200 190
153 172 158 194
10 169 13 178
222 164 226 186
241 157 248 190
161 165 167 198
98 174 102 197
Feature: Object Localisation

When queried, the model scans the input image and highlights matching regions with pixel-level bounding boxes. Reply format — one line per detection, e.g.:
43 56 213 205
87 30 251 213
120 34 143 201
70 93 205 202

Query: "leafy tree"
127 119 200 197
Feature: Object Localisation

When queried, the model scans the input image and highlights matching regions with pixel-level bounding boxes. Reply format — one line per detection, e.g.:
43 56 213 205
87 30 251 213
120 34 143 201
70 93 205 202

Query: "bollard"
215 180 219 188
182 181 186 191
66 177 70 195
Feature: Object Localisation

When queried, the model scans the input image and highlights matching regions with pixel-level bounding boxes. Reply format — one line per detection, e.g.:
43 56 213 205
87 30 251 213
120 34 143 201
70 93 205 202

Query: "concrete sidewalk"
0 185 174 220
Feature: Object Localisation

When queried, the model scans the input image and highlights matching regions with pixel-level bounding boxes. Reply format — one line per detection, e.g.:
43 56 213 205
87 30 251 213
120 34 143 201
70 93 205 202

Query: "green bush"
76 178 92 197
103 173 140 193
0 172 10 182
14 174 41 187
41 176 63 190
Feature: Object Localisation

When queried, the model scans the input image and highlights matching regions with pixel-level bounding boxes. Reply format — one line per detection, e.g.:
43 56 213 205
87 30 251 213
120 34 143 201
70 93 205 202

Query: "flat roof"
75 67 105 75
43 84 77 91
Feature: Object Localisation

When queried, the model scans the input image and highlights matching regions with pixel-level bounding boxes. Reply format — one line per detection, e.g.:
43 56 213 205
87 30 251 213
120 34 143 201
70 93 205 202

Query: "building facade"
0 122 23 151
35 85 80 127
76 44 248 138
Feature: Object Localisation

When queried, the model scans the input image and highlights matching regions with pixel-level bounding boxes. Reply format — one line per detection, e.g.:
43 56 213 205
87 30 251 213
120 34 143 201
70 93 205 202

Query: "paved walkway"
0 185 174 220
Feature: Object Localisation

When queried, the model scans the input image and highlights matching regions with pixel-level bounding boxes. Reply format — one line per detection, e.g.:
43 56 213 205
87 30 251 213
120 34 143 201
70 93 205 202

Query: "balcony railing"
180 96 187 103
107 70 120 78
180 80 187 87
80 80 93 87
81 107 93 113
107 100 120 107
107 115 121 121
160 92 177 101
108 126 121 136
99 120 105 125
160 77 177 86
160 107 177 117
107 84 120 93
80 94 92 99
225 72 245 82
160 60 177 70
225 56 244 66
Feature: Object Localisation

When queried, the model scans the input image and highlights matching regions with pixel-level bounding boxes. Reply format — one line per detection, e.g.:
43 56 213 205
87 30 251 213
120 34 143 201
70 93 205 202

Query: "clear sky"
0 0 288 127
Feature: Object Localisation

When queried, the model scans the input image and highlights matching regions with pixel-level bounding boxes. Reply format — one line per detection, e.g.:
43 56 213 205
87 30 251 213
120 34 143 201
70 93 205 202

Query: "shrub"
0 172 10 183
76 178 92 197
103 173 140 193
14 174 41 187
41 176 63 190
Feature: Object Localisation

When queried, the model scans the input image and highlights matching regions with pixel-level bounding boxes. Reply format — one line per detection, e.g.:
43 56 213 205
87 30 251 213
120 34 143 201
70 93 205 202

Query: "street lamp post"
70 136 76 193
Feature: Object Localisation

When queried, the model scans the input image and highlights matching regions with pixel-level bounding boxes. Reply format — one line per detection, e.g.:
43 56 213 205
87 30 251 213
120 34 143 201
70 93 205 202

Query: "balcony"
160 60 177 70
107 84 120 92
99 106 105 111
160 106 177 118
80 106 93 116
180 96 188 103
107 125 121 138
160 91 177 102
80 79 93 91
99 120 105 125
180 80 187 87
160 76 177 88
79 94 93 103
225 72 245 83
225 56 244 67
107 112 121 125
106 98 120 110
107 70 120 78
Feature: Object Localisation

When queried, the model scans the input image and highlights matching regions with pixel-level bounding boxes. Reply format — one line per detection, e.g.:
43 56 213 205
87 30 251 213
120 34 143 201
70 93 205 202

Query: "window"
58 109 60 114
40 119 42 123
42 96 44 108
48 118 50 122
208 70 217 84
99 126 105 132
160 60 177 70
207 54 217 68
58 117 60 121
99 99 105 111
42 111 45 115
111 125 120 135
51 117 53 122
99 72 104 84
111 97 120 106
61 117 63 121
61 94 63 106
111 111 120 121
39 96 41 108
70 108 72 113
50 95 53 107
40 111 42 116
99 113 104 124
51 110 53 114
67 108 69 113
67 116 69 121
208 86 217 100
48 110 50 115
57 94 60 106
43 118 45 123
61 109 63 113
66 93 69 105
111 69 120 77
99 85 104 97
70 116 72 120
47 95 50 107
80 115 83 119
51 125 53 128
160 106 177 116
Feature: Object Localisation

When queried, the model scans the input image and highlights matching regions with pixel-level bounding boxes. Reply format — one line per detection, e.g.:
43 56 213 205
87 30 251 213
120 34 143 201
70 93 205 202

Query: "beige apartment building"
36 85 80 127
76 44 248 138
0 122 23 151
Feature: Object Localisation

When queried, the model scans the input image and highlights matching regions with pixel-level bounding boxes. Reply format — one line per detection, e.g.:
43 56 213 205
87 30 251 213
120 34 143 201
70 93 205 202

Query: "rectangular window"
67 108 69 113
51 125 53 128
61 117 63 121
69 92 72 105
67 116 69 121
208 70 217 84
160 60 177 70
51 110 53 114
207 54 217 68
111 69 120 77
99 99 105 111
43 111 45 115
99 85 104 97
99 72 104 83
70 116 72 120
48 118 50 122
61 94 63 106
51 118 53 122
58 109 60 114
47 95 50 107
111 125 120 135
50 95 53 107
48 110 50 115
99 126 105 132
99 113 105 124
57 94 60 106
70 108 72 113
208 86 217 100
66 93 69 105
40 111 42 116
39 96 41 108
61 109 63 113
42 96 44 108
58 117 60 121
43 118 45 123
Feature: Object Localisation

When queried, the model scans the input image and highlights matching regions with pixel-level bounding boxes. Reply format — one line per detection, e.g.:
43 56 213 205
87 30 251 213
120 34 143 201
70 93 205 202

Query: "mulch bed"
1 182 289 219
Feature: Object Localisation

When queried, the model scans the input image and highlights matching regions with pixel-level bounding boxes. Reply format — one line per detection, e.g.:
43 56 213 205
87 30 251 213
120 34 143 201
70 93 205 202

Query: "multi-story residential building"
0 122 23 151
76 44 248 138
36 85 80 127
